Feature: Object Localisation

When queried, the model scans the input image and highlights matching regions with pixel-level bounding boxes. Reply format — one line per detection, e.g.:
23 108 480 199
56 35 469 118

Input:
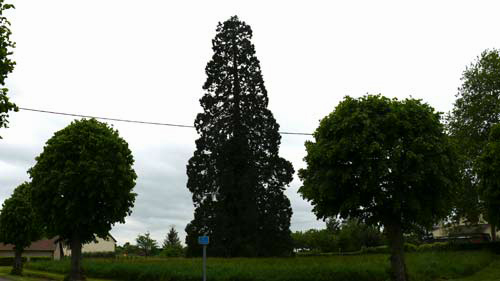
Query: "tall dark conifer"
185 16 294 257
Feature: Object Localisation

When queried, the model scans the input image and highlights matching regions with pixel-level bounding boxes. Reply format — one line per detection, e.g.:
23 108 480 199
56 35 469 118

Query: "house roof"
0 237 58 252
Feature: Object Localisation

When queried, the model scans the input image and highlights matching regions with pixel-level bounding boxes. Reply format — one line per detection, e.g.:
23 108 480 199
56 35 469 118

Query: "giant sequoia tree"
185 16 294 257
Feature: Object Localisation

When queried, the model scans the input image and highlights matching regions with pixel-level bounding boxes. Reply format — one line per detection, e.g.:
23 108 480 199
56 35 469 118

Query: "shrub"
363 245 390 254
159 246 185 257
404 243 418 252
0 257 27 266
30 257 52 262
82 251 116 258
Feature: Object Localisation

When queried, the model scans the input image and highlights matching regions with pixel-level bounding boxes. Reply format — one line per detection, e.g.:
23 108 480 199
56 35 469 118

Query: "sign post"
198 236 209 281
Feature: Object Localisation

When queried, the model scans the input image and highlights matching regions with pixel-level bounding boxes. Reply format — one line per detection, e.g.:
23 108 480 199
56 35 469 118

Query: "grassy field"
448 259 500 281
0 266 113 281
23 251 496 281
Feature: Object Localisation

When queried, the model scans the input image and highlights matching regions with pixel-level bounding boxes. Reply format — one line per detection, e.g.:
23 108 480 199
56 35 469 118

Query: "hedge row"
364 241 500 254
0 257 27 266
297 241 500 256
82 251 116 258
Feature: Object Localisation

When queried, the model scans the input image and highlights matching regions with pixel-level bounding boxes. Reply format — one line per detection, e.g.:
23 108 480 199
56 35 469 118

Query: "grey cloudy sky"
1 0 500 245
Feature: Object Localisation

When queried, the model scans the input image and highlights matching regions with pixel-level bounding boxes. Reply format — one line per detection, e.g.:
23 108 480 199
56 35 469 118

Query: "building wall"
0 250 54 260
432 223 500 239
63 236 116 256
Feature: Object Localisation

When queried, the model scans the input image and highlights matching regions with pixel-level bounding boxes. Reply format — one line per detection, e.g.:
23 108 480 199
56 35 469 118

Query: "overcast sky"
1 0 500 246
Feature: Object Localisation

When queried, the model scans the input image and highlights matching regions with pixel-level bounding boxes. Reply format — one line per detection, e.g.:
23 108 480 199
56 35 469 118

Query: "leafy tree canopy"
0 0 17 137
29 118 137 243
0 182 42 275
448 49 500 224
0 182 42 249
299 95 457 281
29 118 137 280
136 232 158 257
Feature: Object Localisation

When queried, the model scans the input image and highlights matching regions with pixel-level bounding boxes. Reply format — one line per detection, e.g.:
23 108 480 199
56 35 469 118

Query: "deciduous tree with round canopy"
299 95 457 281
0 182 42 275
29 119 137 281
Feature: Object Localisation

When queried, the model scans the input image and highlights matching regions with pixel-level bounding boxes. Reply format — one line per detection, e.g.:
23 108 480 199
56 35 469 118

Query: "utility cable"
18 107 313 136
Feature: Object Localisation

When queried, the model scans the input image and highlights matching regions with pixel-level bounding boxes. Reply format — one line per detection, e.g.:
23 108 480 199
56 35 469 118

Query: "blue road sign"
198 236 209 245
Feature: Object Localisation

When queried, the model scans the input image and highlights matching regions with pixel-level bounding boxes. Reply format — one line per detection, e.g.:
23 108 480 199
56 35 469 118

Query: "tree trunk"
69 234 86 281
11 247 23 275
491 224 497 241
386 223 408 281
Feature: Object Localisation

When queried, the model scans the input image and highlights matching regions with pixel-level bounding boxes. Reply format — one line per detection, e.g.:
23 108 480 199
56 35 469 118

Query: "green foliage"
29 118 137 244
299 95 457 230
291 229 338 253
447 49 500 224
81 252 116 259
29 257 52 262
337 219 384 252
477 123 500 228
0 182 43 275
29 118 137 279
186 16 294 257
292 219 384 254
0 257 26 266
24 252 494 281
0 0 16 137
116 242 140 256
0 182 42 250
160 245 184 257
161 226 184 257
298 95 458 280
163 226 181 248
136 232 158 257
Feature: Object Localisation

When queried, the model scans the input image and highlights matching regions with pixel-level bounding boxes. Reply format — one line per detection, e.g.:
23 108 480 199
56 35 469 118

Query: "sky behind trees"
1 0 500 245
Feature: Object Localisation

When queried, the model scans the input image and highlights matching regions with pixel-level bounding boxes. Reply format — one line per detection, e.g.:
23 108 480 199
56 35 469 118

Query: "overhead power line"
18 107 313 136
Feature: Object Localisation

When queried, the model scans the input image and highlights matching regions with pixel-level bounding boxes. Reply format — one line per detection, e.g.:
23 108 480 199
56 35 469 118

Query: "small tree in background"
30 119 137 281
0 182 42 275
161 226 184 257
478 123 500 238
136 232 158 257
0 0 17 138
299 95 457 281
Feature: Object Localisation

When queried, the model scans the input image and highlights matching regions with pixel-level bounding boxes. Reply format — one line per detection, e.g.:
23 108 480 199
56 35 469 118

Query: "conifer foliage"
185 16 294 257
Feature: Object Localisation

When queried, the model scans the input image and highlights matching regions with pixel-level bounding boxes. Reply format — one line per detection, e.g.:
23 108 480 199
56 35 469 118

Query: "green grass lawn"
0 266 113 281
23 251 497 281
447 259 500 281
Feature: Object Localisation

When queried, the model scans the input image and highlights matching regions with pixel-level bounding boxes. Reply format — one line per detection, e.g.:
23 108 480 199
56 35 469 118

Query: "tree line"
0 10 500 281
116 227 184 258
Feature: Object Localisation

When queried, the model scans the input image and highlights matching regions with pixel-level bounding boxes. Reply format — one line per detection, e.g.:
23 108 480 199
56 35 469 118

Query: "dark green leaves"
0 0 16 137
0 182 43 251
477 124 500 227
29 118 137 244
186 16 294 257
448 49 500 225
299 95 457 231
